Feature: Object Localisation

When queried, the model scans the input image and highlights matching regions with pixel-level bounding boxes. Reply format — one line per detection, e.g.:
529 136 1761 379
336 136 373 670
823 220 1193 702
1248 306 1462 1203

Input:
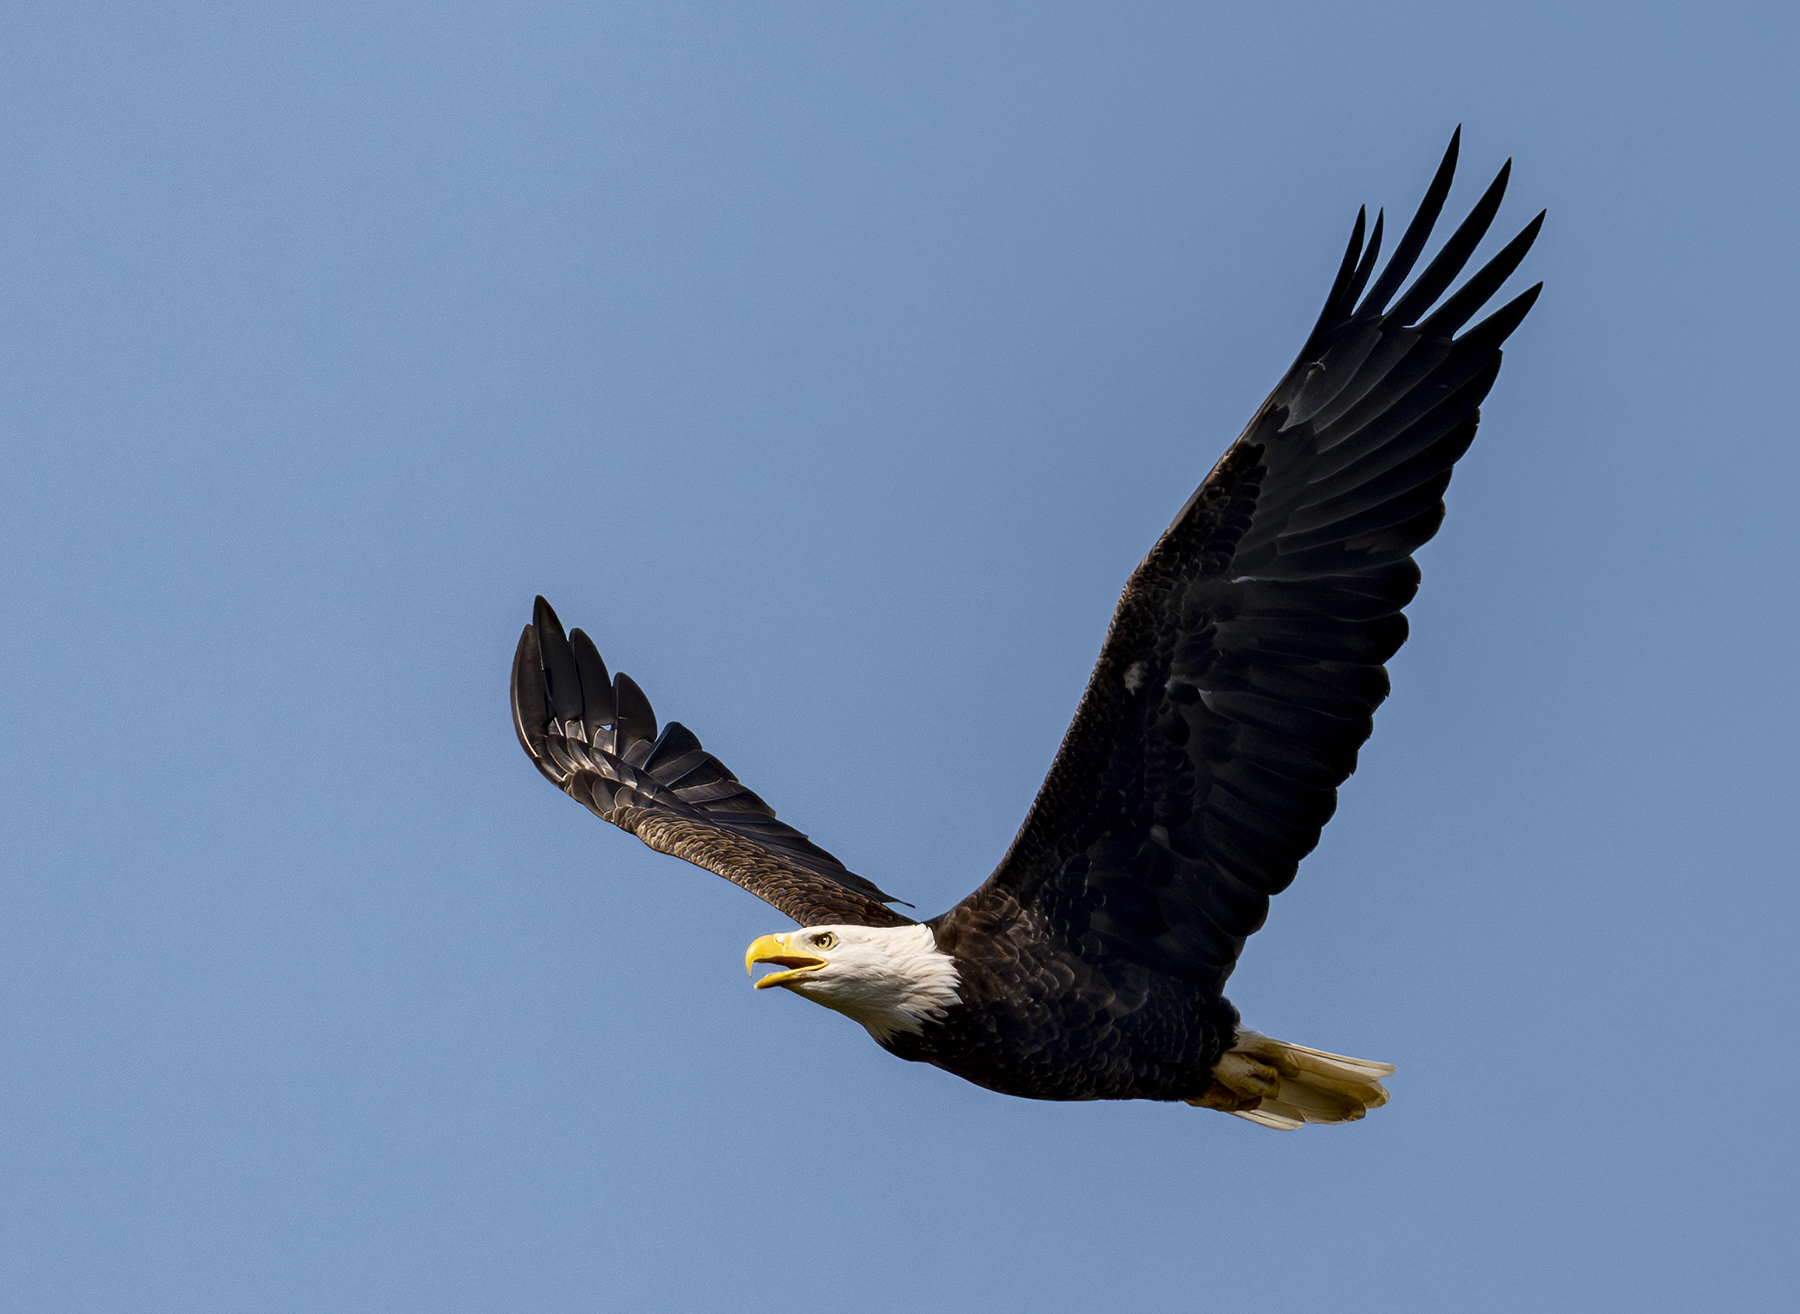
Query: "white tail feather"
1191 1029 1393 1131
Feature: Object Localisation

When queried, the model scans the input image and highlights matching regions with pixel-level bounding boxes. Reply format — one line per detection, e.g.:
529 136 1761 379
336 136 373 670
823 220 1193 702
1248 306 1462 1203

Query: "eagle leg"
1186 1052 1281 1111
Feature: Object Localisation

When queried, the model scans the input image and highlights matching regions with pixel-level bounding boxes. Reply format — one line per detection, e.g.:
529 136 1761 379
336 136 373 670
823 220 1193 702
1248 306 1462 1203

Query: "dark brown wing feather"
512 597 912 928
953 131 1542 992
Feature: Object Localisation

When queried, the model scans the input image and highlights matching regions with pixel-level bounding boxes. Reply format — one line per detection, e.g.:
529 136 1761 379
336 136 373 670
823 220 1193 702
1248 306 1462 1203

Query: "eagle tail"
1189 1030 1394 1130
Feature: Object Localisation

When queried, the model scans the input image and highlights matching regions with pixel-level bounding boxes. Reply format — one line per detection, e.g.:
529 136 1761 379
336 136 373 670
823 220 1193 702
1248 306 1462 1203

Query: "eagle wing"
512 597 913 928
953 132 1541 993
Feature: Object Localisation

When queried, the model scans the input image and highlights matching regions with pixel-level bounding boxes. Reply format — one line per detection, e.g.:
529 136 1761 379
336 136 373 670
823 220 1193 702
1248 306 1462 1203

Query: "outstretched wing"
954 131 1541 993
512 597 912 928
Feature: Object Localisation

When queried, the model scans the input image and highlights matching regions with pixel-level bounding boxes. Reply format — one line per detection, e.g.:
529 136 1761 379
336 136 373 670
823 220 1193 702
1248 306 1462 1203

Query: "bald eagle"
511 132 1540 1129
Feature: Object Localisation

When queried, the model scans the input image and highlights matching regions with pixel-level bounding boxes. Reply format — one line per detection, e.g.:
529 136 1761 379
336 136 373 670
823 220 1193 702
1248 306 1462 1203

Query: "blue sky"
2 3 1796 1310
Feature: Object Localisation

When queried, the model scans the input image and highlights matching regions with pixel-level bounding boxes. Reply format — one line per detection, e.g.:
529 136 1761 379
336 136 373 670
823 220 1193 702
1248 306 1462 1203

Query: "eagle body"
510 132 1540 1128
898 905 1242 1103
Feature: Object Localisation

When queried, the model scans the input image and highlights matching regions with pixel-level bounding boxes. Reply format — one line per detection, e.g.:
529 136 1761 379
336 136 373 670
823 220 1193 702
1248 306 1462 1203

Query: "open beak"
745 933 829 990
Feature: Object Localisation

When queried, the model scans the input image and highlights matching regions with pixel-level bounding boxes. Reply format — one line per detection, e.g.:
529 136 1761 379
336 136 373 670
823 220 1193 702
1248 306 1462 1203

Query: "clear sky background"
2 3 1796 1311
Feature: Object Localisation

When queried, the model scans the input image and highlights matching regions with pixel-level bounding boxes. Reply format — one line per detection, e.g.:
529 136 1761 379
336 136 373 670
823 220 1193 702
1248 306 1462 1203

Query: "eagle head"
744 923 961 1041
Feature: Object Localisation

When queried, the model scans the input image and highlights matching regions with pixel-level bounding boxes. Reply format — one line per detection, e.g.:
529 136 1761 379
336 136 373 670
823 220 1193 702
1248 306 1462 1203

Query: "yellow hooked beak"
745 933 829 990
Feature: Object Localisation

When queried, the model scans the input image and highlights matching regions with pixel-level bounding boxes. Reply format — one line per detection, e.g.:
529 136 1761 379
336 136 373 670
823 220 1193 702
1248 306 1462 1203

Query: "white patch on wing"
1123 660 1148 693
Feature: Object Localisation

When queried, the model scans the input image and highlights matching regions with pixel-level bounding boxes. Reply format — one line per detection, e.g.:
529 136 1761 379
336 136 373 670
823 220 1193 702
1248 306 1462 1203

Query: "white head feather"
749 923 961 1042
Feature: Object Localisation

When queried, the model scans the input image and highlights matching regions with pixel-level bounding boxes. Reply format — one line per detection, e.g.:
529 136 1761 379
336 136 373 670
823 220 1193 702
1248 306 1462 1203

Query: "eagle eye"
813 932 836 949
